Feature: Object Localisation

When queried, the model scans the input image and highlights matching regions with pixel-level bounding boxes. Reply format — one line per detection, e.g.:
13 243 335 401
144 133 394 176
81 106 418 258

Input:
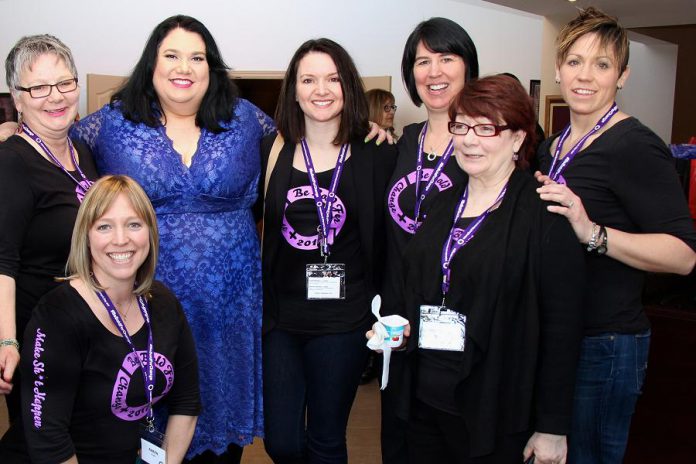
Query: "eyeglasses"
448 121 509 137
15 78 79 99
383 104 398 113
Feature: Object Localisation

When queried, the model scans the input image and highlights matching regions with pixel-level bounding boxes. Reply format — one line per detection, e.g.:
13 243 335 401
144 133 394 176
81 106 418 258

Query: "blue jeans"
262 328 369 464
569 330 650 464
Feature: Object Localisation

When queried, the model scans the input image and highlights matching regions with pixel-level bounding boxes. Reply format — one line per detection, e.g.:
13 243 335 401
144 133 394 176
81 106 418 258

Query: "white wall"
0 0 543 130
617 33 677 143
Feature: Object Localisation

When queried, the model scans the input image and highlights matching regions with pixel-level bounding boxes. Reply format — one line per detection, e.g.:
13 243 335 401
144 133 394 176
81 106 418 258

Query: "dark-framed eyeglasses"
15 77 79 99
448 121 509 137
383 104 398 112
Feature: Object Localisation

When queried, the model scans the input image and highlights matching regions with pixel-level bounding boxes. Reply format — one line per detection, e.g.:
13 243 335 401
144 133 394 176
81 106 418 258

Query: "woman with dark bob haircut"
260 38 396 463
380 17 479 463
69 15 276 463
384 74 585 463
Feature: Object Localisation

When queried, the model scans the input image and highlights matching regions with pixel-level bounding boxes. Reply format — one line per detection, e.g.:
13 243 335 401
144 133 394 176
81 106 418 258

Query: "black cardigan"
259 135 396 332
399 169 585 457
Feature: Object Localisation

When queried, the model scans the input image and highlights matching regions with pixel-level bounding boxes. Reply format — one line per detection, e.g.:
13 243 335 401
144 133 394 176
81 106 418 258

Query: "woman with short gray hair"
0 34 98 460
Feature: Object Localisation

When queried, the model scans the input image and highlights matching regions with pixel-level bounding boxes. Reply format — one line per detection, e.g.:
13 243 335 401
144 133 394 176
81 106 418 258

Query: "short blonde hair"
556 7 629 75
66 175 159 296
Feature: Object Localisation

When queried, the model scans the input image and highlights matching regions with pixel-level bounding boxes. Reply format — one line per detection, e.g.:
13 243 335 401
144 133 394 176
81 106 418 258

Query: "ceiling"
481 0 696 28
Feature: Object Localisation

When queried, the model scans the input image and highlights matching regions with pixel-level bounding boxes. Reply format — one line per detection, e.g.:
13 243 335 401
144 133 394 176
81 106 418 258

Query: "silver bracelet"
586 222 599 251
0 338 19 351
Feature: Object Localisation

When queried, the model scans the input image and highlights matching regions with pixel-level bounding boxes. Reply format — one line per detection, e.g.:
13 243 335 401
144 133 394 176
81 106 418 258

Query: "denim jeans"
569 330 650 464
262 328 369 464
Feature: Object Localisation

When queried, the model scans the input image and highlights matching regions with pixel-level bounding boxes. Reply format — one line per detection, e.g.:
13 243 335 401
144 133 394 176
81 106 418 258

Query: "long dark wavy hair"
111 15 238 133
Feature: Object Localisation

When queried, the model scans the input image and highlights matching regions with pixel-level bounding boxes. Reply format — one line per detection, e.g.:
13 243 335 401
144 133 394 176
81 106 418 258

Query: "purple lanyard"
97 291 155 423
299 138 350 257
440 183 508 300
21 122 92 197
414 122 454 227
548 103 619 182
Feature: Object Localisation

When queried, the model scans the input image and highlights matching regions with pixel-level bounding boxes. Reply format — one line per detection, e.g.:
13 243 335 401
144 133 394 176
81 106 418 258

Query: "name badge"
418 305 466 352
139 423 166 464
306 263 346 300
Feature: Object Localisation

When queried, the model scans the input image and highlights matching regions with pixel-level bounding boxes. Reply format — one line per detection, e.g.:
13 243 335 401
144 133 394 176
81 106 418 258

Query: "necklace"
115 297 135 321
426 131 451 161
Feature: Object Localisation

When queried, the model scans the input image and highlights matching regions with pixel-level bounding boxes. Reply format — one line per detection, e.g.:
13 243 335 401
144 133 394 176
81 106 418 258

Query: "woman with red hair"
395 75 585 463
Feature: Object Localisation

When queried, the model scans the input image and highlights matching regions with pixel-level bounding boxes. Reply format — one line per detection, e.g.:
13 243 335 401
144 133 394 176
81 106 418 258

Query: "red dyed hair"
449 75 536 170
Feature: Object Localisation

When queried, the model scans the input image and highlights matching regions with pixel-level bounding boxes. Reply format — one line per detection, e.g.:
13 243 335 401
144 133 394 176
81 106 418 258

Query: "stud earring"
617 84 623 90
555 78 560 84
512 151 519 161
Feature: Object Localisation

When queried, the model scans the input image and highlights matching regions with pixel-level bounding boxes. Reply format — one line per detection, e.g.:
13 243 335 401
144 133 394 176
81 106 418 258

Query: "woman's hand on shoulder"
365 121 396 146
0 122 18 142
534 171 592 243
523 432 567 464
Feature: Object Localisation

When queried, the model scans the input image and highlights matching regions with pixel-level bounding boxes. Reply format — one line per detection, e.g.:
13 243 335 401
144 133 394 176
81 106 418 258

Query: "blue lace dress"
70 99 275 457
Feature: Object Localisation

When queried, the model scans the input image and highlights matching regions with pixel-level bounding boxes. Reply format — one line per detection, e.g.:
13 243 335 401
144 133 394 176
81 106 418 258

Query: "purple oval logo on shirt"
387 168 454 234
282 185 347 250
111 350 174 421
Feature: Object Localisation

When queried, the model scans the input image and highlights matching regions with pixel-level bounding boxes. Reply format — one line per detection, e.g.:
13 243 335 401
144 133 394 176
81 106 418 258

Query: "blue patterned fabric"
70 99 275 457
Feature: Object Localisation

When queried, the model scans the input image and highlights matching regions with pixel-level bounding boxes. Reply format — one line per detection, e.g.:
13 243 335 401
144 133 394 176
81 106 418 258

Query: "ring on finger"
567 200 574 208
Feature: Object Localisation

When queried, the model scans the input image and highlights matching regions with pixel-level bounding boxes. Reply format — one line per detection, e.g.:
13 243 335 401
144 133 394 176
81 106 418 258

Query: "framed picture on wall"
0 93 18 124
529 80 541 119
544 95 569 136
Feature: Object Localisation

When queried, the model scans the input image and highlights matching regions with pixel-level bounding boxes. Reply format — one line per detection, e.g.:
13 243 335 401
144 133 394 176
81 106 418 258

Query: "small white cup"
381 315 408 348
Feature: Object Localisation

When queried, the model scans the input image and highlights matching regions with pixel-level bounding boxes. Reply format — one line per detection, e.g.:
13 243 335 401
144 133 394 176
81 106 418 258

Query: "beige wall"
630 25 696 144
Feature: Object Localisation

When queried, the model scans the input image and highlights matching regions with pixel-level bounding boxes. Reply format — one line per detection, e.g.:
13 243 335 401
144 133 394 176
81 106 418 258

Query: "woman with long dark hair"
260 38 396 463
70 15 274 463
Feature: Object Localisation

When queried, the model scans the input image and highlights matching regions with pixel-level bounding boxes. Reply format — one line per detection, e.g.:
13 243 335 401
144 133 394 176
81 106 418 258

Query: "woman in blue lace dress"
70 15 274 463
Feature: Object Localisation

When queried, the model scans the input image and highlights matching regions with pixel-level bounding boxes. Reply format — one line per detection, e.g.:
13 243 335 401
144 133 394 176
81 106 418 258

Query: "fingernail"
376 140 382 146
364 137 369 143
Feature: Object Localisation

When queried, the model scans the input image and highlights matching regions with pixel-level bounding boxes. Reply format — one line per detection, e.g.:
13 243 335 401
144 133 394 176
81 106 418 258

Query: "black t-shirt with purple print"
382 122 467 316
0 135 98 338
273 158 370 334
20 281 200 464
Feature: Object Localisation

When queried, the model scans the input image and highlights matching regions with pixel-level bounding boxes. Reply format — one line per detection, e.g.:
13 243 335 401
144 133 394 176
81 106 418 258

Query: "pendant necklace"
116 297 135 321
427 132 451 161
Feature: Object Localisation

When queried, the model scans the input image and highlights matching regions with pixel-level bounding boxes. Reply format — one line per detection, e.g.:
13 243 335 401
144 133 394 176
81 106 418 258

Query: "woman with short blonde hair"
536 7 696 463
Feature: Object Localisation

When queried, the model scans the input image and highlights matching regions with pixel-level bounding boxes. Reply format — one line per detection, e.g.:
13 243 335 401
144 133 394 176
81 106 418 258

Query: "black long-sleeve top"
0 135 98 335
20 281 200 464
400 169 585 457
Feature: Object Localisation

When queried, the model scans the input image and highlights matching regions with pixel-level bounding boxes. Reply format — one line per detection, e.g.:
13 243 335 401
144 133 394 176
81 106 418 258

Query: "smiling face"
89 193 150 290
413 41 466 114
152 28 210 115
295 51 344 127
452 114 525 183
14 53 79 139
556 32 629 122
